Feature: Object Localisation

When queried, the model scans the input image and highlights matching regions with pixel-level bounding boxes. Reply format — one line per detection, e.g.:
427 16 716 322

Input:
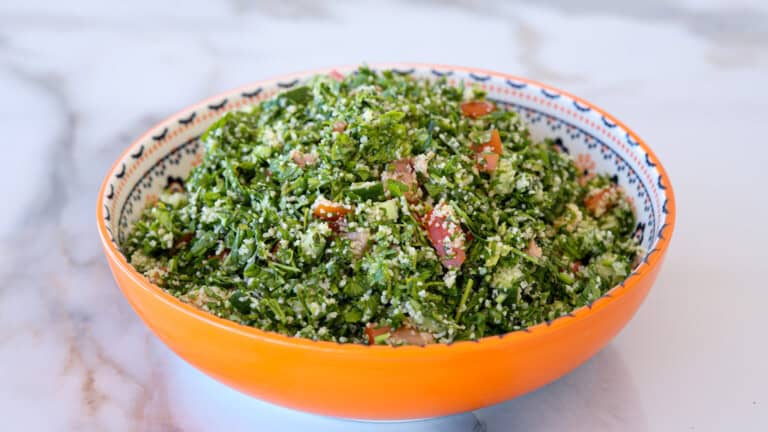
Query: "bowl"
96 63 675 420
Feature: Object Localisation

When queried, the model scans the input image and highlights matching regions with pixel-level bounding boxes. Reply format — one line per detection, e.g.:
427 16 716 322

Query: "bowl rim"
96 62 676 353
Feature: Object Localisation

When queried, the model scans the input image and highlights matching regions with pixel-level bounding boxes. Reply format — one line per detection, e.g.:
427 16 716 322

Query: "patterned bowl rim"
96 63 676 352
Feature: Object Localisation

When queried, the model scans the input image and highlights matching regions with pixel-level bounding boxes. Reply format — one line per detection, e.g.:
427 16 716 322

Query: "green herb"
123 66 641 345
281 86 312 105
455 278 474 322
374 332 391 345
385 179 409 197
348 181 385 201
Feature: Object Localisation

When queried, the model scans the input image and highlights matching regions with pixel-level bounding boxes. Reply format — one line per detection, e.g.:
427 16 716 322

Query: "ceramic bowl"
96 63 675 420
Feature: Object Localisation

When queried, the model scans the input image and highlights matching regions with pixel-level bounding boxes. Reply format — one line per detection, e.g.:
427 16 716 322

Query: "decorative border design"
117 137 200 243
104 87 282 244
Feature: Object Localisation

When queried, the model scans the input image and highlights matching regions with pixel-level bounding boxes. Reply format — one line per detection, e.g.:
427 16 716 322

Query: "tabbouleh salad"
123 67 641 345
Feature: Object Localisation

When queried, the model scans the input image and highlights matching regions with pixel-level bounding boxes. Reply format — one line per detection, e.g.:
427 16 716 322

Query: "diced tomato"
175 232 195 248
526 239 542 259
389 326 435 346
571 261 583 273
290 149 318 168
391 158 412 174
365 324 391 345
472 129 503 172
466 231 475 243
461 100 495 118
584 186 618 217
424 203 466 269
478 152 500 172
209 248 230 261
328 70 344 82
328 217 347 234
584 187 610 210
312 197 353 222
364 324 434 345
382 158 421 202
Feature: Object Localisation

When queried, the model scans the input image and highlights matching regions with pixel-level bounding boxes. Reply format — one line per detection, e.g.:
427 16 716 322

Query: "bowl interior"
101 64 670 302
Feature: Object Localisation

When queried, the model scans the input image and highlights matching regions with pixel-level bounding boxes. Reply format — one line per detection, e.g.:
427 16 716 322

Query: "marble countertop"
2 0 767 430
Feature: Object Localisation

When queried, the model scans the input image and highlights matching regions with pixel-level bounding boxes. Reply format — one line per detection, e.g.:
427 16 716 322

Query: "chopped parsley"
123 67 641 345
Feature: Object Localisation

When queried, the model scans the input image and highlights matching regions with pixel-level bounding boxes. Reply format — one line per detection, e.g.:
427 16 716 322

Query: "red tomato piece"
389 326 435 346
312 197 353 222
364 324 435 346
382 158 421 202
460 100 495 118
332 121 347 132
290 149 318 168
526 238 542 259
584 186 618 217
328 70 344 82
472 129 503 172
423 203 466 269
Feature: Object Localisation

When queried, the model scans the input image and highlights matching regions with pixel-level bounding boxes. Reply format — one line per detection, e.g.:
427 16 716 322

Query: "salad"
123 67 641 345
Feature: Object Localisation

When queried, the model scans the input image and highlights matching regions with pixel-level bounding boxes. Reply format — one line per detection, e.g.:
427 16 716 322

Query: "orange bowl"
96 64 675 420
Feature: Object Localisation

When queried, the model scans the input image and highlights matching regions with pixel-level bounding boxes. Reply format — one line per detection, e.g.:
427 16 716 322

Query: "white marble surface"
1 0 767 430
